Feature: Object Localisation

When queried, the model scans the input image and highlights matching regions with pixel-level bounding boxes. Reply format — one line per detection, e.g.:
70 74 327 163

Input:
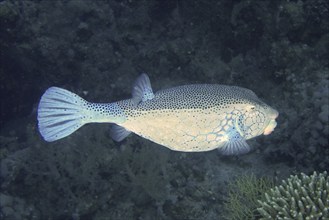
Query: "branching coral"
257 171 329 220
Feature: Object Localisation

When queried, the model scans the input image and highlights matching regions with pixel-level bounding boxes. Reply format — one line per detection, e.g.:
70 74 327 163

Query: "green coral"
224 174 274 220
257 171 329 220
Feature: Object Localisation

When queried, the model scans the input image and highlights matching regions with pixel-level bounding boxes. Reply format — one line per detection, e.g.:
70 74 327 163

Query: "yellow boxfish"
37 73 278 155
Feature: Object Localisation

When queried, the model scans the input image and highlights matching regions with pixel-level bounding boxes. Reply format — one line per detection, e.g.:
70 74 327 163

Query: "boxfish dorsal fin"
132 73 155 105
110 124 131 142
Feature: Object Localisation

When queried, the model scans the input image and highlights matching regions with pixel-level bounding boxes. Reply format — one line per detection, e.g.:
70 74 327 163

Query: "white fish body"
37 74 278 155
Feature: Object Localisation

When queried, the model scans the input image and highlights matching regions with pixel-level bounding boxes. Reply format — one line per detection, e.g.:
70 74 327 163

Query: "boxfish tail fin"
37 87 89 142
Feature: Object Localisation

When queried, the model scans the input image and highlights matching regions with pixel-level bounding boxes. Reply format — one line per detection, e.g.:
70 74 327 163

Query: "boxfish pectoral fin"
110 124 131 142
218 129 250 155
131 73 155 105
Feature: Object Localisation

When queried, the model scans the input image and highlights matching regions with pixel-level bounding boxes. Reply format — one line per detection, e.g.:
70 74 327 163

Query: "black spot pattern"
117 84 267 117
111 84 277 152
85 102 126 122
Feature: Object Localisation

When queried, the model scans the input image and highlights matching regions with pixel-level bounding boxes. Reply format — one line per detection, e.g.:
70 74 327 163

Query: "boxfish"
37 73 278 155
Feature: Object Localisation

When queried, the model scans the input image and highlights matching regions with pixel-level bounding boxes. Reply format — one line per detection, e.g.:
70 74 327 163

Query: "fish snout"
263 108 279 135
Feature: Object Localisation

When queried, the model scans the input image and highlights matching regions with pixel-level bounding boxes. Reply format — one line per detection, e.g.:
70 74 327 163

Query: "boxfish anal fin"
110 124 131 142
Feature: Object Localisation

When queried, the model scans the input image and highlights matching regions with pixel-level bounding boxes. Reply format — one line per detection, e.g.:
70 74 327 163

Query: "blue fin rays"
132 73 155 105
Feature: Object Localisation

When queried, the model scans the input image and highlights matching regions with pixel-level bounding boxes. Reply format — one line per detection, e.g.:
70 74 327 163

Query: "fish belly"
121 108 231 152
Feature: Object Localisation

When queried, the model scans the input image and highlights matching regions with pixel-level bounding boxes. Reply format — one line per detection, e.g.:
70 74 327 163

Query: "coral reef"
0 0 328 219
257 171 329 219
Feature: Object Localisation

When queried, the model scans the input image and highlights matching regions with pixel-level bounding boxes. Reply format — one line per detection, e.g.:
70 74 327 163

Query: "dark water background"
0 0 328 219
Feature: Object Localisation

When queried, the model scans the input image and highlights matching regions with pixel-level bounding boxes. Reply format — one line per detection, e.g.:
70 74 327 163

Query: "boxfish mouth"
263 110 279 135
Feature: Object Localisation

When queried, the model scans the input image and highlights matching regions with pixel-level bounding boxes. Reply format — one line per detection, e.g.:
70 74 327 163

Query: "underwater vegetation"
0 0 328 219
223 174 274 220
224 172 329 220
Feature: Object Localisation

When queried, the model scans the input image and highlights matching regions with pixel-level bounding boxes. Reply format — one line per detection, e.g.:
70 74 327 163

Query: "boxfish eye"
248 105 256 111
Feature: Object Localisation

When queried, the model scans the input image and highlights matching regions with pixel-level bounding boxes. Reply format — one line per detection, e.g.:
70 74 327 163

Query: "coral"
0 0 328 219
223 174 274 220
257 171 329 219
